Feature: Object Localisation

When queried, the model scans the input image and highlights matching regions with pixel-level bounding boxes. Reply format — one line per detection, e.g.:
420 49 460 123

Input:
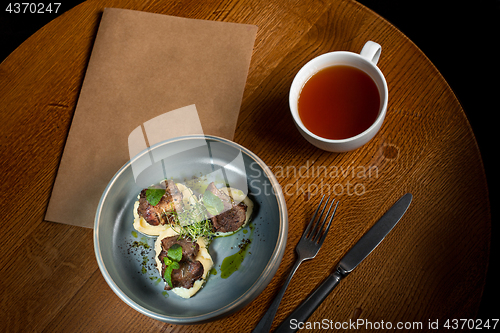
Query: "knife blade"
274 193 413 333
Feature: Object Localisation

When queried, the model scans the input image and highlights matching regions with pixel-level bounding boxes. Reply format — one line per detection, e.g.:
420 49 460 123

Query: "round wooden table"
0 0 491 331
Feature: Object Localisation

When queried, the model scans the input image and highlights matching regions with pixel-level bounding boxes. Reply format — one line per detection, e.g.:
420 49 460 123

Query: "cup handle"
360 41 382 66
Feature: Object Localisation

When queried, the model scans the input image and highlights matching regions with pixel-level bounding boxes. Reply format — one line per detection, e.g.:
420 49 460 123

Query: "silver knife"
274 193 413 333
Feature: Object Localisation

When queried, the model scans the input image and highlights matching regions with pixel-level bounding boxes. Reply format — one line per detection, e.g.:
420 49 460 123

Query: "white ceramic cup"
289 41 388 152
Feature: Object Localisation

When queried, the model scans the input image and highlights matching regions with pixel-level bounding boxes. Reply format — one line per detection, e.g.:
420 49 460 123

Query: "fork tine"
312 198 335 242
317 200 340 245
302 194 326 239
309 196 330 239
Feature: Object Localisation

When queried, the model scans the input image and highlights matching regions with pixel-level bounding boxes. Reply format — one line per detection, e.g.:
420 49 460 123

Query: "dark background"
1 0 498 322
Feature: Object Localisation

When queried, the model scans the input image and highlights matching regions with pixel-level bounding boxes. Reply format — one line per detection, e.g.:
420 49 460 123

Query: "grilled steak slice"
211 202 247 233
161 236 199 262
205 182 248 233
169 261 204 289
158 236 204 290
137 180 183 226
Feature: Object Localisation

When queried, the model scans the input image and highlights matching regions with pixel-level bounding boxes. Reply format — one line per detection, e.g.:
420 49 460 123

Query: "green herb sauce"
220 239 251 279
220 225 254 279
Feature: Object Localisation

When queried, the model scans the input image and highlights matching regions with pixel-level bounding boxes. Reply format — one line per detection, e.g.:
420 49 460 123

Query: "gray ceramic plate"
94 135 288 324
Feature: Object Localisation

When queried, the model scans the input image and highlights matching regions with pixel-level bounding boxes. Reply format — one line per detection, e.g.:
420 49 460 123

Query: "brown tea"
298 65 380 140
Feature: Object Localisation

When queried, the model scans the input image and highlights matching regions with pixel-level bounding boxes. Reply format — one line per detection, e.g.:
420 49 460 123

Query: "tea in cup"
289 41 388 152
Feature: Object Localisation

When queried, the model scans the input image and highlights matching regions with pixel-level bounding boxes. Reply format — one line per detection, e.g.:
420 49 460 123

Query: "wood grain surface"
0 0 491 332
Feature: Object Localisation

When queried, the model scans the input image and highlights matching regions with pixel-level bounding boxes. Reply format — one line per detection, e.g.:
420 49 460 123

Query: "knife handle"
274 272 343 333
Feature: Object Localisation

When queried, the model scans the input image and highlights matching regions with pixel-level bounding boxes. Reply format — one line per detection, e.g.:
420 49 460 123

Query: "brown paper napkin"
45 8 257 228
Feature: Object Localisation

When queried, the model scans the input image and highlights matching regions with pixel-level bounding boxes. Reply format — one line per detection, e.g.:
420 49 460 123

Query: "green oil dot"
131 231 138 238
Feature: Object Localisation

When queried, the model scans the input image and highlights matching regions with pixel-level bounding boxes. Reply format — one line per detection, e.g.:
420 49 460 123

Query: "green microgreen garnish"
177 219 214 242
166 198 215 242
163 244 183 288
146 188 166 206
202 190 224 216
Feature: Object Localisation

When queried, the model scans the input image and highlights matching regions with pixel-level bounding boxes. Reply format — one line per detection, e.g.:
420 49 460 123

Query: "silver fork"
252 195 339 333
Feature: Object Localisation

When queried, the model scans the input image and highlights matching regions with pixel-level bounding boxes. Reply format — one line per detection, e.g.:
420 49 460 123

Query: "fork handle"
252 258 304 333
273 272 343 333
